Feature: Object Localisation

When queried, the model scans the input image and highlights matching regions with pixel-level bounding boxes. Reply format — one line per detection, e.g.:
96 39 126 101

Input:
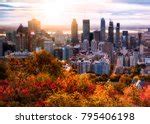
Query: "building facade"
77 60 91 74
93 30 100 43
82 39 90 52
108 21 114 44
122 31 129 49
91 40 98 52
83 20 90 41
71 19 79 45
100 18 106 42
44 40 54 54
16 24 29 51
0 38 3 56
28 19 41 33
62 46 73 60
115 23 120 49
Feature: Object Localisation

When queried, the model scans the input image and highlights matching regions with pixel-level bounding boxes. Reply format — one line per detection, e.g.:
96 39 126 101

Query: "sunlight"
42 1 65 15
33 0 113 25
39 0 67 25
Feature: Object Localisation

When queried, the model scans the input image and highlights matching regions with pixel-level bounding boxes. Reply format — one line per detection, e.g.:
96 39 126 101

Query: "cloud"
0 0 150 27
112 0 150 4
0 3 13 7
0 0 48 3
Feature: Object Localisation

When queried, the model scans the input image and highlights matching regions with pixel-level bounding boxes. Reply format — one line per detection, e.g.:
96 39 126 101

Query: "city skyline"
1 0 150 28
0 0 150 108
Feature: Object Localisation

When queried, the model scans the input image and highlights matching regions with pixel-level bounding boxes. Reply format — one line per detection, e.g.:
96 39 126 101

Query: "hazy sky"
0 0 150 28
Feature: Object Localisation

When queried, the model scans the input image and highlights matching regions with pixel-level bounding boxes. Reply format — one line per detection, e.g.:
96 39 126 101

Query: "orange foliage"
140 86 150 106
0 50 149 107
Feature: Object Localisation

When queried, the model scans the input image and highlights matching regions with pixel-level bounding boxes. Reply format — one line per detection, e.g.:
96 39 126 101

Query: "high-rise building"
54 31 66 45
6 31 17 43
122 31 129 48
3 40 15 55
16 24 29 51
62 46 73 60
124 55 130 67
91 40 98 52
83 20 90 41
71 19 79 45
89 32 94 46
98 42 114 63
100 18 106 42
77 60 91 74
93 61 103 75
129 51 139 67
130 36 137 50
93 30 100 42
28 19 41 33
93 59 110 75
116 54 124 67
73 45 80 55
133 50 139 65
130 55 135 67
0 38 3 56
115 23 120 49
138 33 142 47
44 41 54 54
108 21 114 44
142 28 150 41
82 39 90 52
54 48 63 60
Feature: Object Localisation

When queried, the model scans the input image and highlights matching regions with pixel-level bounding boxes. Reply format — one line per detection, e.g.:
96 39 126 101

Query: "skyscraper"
130 36 137 50
100 18 106 42
0 38 3 56
122 31 128 48
62 46 73 60
82 39 90 52
89 32 94 46
138 33 142 47
83 20 90 41
91 39 98 52
28 18 41 33
108 21 114 44
16 24 29 51
71 19 78 45
93 30 100 42
115 23 120 49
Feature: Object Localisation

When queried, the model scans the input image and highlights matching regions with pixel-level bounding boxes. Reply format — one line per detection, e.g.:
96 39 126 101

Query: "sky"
0 0 150 29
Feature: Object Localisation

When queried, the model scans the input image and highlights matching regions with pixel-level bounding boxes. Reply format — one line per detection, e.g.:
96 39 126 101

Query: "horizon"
1 0 150 29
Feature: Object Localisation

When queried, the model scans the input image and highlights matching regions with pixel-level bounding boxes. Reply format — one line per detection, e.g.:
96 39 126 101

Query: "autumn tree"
0 61 8 80
7 50 63 79
119 74 132 86
110 73 121 82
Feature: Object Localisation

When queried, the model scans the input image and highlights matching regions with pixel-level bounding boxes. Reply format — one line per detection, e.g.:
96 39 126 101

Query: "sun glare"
39 1 67 25
34 0 113 25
